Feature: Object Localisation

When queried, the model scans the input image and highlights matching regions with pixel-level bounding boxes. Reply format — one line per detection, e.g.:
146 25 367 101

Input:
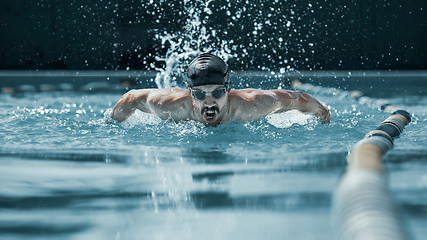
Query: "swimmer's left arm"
273 90 331 123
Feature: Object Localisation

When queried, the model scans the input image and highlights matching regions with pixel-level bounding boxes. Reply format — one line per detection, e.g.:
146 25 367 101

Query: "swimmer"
110 52 331 126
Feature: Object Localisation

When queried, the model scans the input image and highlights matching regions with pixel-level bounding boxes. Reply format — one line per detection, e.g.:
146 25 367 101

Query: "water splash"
153 0 235 88
266 110 314 129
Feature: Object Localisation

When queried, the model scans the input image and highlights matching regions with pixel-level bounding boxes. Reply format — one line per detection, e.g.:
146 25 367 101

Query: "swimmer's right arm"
110 88 192 122
110 89 151 122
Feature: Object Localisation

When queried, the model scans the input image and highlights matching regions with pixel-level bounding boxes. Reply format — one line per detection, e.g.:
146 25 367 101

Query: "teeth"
205 107 216 119
205 107 216 114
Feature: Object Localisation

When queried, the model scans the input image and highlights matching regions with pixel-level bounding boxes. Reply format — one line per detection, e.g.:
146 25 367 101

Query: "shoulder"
229 88 279 103
143 88 194 121
147 87 188 97
147 88 190 105
226 89 283 121
121 88 190 104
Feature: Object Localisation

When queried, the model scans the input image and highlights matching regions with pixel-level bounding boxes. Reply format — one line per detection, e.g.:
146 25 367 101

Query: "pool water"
0 77 426 240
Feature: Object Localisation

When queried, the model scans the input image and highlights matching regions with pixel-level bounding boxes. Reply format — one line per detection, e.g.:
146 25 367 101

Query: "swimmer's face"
189 84 230 126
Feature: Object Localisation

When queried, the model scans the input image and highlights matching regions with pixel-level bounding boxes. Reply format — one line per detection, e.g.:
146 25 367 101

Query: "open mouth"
203 106 218 120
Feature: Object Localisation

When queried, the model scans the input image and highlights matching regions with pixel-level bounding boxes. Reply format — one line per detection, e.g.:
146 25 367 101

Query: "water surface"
0 79 426 240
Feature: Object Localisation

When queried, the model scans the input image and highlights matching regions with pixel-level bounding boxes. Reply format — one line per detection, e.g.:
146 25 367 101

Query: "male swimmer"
110 52 331 126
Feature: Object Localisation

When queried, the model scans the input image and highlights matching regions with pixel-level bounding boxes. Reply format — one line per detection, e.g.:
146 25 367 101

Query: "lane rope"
333 109 412 239
291 79 402 113
293 78 414 239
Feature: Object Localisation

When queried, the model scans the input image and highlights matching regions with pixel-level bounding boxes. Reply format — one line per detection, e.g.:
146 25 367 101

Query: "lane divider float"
291 79 401 113
333 110 412 240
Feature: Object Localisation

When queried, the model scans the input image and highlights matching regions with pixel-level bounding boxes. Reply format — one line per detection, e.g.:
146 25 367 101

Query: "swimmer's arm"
111 88 192 122
273 90 331 123
110 89 152 122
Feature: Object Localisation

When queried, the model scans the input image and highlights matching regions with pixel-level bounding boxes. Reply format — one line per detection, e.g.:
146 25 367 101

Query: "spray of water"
153 0 235 88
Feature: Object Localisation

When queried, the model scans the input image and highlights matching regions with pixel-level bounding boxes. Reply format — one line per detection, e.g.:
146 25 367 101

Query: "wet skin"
110 84 331 126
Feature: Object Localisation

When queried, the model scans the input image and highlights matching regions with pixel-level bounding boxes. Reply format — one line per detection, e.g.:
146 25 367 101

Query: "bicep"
272 90 314 112
146 89 193 121
118 89 152 112
120 89 179 114
232 90 282 120
111 89 151 122
275 90 328 117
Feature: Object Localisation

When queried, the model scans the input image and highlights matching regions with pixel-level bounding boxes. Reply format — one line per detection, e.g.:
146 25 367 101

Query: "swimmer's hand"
318 107 331 124
103 108 115 124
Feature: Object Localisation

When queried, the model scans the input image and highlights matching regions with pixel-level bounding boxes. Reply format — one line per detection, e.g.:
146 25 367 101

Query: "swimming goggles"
189 87 228 100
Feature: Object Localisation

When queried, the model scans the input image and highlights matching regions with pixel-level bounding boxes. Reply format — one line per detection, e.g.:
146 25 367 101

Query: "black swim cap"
187 53 229 87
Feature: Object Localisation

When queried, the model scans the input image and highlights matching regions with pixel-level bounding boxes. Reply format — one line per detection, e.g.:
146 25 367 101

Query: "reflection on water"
190 191 331 210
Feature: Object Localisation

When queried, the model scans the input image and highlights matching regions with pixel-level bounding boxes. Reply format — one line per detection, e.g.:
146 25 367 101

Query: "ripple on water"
1 88 426 240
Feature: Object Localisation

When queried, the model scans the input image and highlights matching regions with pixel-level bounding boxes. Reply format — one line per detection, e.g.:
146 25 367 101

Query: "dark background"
1 0 426 71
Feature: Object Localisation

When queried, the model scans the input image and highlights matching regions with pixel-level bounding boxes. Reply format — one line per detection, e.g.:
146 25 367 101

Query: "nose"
204 95 216 105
